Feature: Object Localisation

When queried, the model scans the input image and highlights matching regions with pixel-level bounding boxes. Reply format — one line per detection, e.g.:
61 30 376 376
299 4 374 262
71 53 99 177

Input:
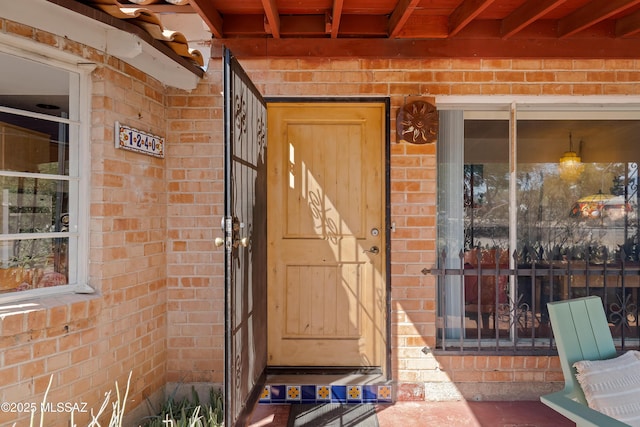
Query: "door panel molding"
267 100 390 375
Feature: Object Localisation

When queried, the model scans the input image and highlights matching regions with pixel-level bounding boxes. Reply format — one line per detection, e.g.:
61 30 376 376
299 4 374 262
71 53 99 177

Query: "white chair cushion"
574 350 640 426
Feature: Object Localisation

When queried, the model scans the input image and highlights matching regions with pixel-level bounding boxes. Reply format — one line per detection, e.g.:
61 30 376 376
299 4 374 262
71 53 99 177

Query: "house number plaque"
115 121 164 158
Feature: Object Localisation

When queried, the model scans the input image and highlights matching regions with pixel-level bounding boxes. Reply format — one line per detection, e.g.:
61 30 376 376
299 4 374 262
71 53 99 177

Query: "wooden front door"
267 102 387 372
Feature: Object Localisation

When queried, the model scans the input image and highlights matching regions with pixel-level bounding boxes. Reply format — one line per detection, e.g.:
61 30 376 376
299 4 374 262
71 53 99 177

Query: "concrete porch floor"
247 400 575 426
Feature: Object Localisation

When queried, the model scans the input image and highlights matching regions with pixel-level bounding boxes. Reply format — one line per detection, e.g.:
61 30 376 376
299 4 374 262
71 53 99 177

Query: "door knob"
365 246 380 254
214 237 225 247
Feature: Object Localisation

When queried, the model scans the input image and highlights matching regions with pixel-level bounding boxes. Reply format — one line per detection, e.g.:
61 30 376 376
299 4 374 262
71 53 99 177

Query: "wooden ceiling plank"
331 0 344 38
330 15 388 36
394 15 450 38
261 0 280 38
501 0 568 39
558 0 640 38
615 8 640 36
222 15 265 36
280 15 327 35
188 0 223 38
214 37 640 58
449 0 497 37
389 0 421 38
223 14 387 37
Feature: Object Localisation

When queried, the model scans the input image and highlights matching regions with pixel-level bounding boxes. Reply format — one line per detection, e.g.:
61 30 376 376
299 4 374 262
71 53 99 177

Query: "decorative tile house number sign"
115 121 164 158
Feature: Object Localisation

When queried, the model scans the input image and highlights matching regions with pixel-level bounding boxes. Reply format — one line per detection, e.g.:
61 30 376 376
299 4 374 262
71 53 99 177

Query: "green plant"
12 371 132 427
142 385 223 427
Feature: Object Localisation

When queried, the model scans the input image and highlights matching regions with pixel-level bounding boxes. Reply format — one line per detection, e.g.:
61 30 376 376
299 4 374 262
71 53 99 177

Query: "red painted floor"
247 401 575 427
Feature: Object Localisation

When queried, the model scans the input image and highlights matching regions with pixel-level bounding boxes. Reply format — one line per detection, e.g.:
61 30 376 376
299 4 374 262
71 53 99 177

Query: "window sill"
0 291 101 338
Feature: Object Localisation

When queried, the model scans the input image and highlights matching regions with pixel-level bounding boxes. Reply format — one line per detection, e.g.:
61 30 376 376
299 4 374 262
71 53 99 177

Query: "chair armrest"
541 390 630 427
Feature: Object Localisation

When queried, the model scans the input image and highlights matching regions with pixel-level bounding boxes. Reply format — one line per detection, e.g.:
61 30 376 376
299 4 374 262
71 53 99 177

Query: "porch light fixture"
559 132 584 180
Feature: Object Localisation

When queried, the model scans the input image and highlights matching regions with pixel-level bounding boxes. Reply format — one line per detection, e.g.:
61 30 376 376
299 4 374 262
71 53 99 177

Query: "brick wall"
165 71 225 385
165 56 639 400
0 19 168 426
3 14 640 427
90 54 169 417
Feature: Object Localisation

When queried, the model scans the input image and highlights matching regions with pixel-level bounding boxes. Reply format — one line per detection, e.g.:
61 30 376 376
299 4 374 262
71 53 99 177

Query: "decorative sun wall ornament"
396 100 439 144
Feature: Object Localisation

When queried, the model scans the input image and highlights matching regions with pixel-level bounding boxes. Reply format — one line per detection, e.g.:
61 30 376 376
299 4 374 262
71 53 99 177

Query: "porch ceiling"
129 0 640 58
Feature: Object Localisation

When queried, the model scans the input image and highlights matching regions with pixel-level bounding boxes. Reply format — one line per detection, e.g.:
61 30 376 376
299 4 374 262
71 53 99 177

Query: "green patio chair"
540 296 629 427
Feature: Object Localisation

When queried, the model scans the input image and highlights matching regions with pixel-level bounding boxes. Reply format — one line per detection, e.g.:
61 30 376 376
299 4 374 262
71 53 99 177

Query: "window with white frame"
0 49 89 302
437 101 640 351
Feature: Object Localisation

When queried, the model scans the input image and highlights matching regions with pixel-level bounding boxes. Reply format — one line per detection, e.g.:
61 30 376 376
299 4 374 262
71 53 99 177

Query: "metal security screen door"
223 49 268 427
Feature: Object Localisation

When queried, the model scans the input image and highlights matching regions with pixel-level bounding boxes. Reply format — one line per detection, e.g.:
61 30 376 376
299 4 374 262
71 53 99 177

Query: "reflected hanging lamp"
559 132 581 167
559 132 584 180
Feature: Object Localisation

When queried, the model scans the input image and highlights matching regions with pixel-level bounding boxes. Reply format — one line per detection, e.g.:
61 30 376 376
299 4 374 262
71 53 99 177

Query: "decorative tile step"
259 384 393 404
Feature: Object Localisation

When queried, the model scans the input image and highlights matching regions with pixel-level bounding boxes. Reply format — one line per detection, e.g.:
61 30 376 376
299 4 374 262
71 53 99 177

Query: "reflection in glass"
439 111 640 347
517 120 640 262
0 50 74 296
0 113 69 175
0 237 68 293
0 51 71 117
464 119 510 253
0 177 69 235
461 120 511 339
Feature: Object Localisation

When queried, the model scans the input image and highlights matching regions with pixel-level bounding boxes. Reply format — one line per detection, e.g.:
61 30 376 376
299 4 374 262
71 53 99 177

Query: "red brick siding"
3 17 640 427
0 19 167 426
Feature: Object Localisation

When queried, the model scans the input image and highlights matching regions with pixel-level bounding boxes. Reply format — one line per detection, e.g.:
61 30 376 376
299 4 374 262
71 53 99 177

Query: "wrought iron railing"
423 246 640 353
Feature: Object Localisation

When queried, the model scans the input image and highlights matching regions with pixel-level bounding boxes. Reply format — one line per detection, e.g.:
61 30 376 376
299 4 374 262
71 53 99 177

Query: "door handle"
214 217 249 249
365 246 380 254
214 235 247 248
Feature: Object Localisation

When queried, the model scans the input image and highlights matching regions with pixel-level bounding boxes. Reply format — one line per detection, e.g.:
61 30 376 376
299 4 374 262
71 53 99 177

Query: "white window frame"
436 95 640 347
0 42 93 305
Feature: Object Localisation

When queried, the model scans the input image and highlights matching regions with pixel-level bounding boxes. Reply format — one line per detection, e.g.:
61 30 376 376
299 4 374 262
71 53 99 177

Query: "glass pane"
0 177 69 234
0 51 70 118
0 113 69 175
516 120 640 260
464 119 510 254
516 119 640 342
0 237 69 293
463 119 510 339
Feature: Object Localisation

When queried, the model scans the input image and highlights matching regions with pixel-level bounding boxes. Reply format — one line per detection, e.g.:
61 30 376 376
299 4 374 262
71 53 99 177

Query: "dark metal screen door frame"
223 48 268 427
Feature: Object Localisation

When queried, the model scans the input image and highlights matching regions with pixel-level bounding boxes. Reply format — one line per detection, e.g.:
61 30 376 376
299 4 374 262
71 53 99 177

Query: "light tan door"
267 102 386 372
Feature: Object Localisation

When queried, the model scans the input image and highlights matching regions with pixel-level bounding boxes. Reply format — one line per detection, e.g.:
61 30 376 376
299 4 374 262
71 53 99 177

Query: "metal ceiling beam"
449 0 496 37
501 0 568 39
388 0 421 38
558 0 640 38
188 0 223 38
261 0 280 38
